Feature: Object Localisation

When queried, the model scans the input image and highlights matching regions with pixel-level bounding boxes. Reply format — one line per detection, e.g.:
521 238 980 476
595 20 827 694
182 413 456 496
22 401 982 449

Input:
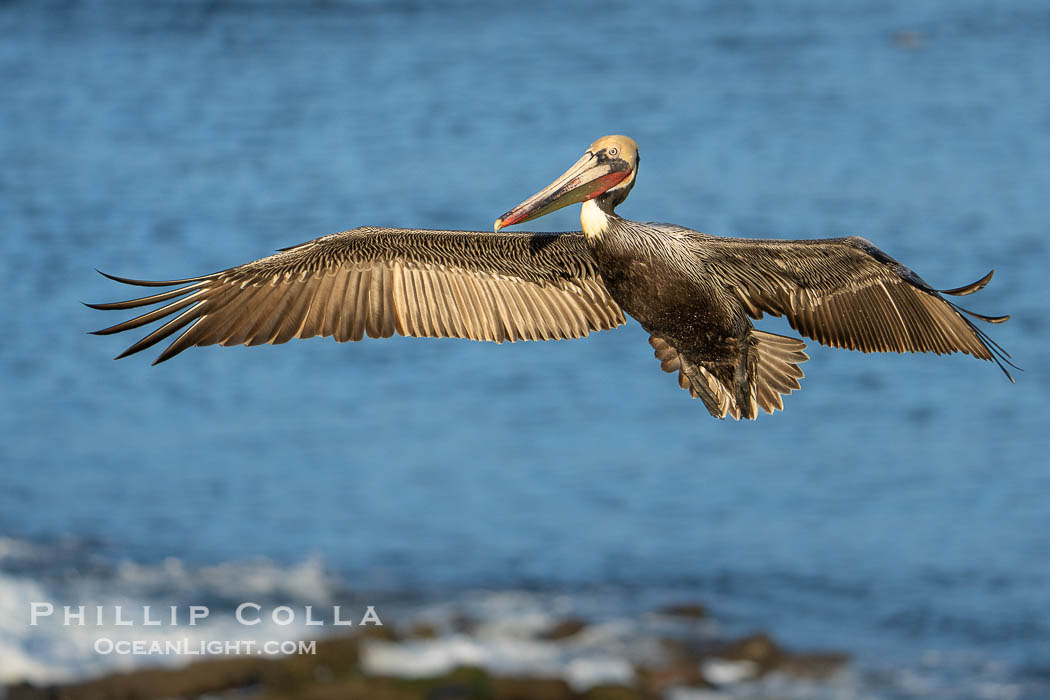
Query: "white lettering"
360 606 382 626
271 606 294 626
333 605 353 626
29 602 53 626
236 602 261 625
142 605 161 626
304 605 323 626
114 605 133 626
64 605 86 626
189 606 209 625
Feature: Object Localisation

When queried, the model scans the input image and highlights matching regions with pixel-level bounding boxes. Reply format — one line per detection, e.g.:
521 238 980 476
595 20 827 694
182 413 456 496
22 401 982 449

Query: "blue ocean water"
1 0 1048 696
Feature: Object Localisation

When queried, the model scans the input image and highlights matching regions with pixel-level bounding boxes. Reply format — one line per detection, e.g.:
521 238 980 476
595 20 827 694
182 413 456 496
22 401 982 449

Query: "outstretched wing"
698 234 1015 379
89 227 626 364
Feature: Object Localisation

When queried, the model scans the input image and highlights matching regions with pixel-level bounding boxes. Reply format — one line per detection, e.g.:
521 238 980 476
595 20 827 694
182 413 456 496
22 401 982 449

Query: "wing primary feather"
154 317 207 364
85 283 207 311
961 317 1019 381
91 290 205 335
273 272 321 344
950 304 1010 324
246 281 294 346
96 269 213 287
113 301 205 360
939 270 994 296
218 282 275 346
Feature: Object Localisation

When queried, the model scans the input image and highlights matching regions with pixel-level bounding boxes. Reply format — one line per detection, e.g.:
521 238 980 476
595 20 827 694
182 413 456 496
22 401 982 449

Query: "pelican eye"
608 147 619 157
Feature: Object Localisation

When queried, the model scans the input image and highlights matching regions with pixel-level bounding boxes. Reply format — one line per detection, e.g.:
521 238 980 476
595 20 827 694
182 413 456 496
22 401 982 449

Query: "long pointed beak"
494 151 631 232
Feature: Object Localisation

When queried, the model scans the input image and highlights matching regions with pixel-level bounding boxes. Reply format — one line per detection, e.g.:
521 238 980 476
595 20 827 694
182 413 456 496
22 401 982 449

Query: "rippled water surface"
2 1 1048 696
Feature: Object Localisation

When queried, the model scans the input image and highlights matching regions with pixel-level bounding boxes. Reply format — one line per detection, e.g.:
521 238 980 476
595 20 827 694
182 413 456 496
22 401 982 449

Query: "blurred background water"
1 0 1048 696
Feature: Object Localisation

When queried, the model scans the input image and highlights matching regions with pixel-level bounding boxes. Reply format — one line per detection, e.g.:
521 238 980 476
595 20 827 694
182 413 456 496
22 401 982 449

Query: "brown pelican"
89 135 1013 419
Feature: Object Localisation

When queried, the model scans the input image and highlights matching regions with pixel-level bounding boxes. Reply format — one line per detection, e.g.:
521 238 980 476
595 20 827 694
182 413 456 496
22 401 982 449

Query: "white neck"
580 199 610 241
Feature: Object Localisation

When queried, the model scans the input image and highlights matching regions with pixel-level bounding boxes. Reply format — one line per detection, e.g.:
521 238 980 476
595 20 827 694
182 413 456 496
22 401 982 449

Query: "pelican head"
494 135 639 236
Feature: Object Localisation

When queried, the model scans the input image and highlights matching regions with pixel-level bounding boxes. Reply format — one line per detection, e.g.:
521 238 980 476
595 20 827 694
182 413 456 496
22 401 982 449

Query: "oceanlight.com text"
94 638 318 656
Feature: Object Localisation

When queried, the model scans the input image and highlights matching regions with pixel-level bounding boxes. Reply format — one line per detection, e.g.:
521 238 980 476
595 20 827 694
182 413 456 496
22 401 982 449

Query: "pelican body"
90 136 1013 420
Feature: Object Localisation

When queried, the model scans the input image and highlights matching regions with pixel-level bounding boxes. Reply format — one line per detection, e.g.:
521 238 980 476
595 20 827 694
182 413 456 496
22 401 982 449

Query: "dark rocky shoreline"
6 605 847 700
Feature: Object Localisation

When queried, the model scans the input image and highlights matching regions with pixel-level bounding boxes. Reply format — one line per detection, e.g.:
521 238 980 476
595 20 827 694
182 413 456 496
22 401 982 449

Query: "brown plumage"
90 135 1014 420
586 221 1011 419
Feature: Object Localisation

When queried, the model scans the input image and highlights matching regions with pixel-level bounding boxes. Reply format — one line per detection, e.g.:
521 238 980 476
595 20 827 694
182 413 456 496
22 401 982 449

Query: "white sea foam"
360 590 665 691
111 554 336 603
665 688 733 700
0 537 40 562
0 573 62 682
360 635 636 691
700 658 760 685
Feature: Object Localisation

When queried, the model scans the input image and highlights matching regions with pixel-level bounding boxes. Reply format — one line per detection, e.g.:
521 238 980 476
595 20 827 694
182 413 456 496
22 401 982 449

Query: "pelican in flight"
90 135 1013 419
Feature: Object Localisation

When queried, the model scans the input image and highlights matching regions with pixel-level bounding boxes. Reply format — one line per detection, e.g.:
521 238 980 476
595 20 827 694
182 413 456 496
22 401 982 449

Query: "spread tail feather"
650 331 808 420
750 330 808 416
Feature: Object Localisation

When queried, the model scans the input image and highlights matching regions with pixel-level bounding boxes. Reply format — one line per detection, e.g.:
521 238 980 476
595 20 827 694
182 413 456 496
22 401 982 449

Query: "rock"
705 633 848 681
268 665 491 700
636 637 710 694
540 618 588 640
450 613 476 634
359 624 399 643
410 621 440 639
658 603 707 620
637 659 708 694
717 633 781 671
774 651 849 679
24 656 271 700
489 676 575 699
583 683 649 699
4 682 50 700
266 635 362 691
423 666 490 700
